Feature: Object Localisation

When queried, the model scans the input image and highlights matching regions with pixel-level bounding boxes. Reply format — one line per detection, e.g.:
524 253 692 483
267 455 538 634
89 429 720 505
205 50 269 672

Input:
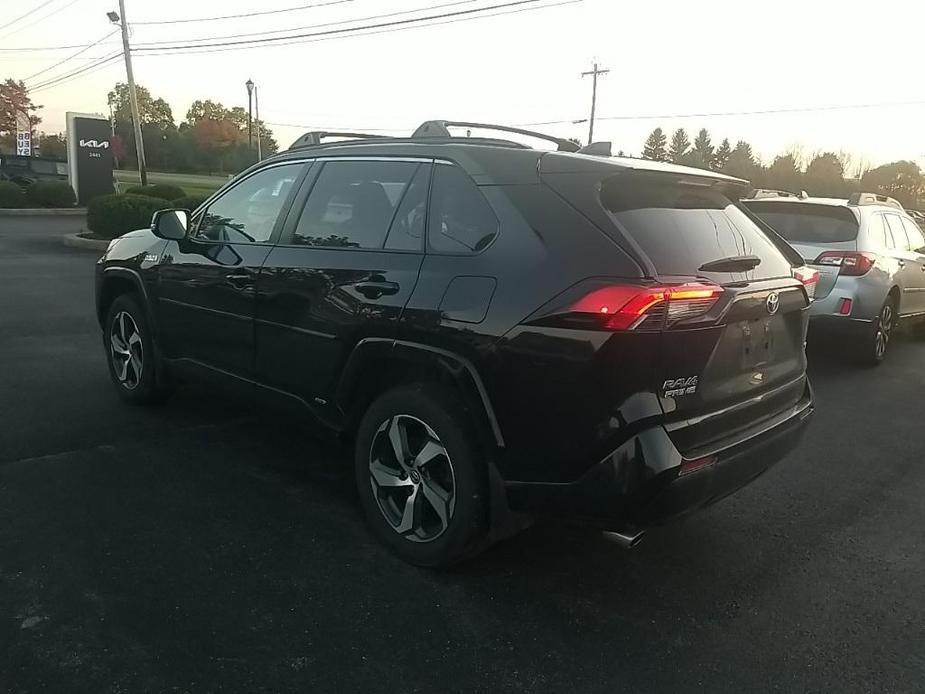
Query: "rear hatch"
542 165 810 453
743 201 860 299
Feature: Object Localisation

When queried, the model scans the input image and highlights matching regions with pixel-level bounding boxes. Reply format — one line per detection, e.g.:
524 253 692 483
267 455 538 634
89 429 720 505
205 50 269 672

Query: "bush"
124 183 186 200
24 180 76 208
171 193 210 211
0 181 26 208
87 194 172 239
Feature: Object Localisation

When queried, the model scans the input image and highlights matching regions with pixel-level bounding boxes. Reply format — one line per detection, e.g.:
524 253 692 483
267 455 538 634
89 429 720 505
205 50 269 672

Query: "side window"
868 215 889 249
384 163 429 251
901 217 925 253
196 163 303 243
883 214 906 250
428 164 499 254
292 160 420 248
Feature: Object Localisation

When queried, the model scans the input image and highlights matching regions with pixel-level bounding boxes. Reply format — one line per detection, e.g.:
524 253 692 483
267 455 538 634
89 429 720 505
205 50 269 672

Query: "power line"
0 0 57 32
22 29 119 82
135 0 578 57
132 0 357 25
516 99 925 127
133 0 550 52
29 51 123 93
135 0 477 47
0 0 83 41
0 42 119 52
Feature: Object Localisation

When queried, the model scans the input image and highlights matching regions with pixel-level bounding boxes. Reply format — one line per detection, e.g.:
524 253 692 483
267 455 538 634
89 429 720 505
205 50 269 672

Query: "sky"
3 0 924 171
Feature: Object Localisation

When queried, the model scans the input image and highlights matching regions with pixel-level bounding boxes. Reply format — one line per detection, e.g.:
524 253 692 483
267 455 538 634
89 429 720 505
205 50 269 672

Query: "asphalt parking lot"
2 216 924 693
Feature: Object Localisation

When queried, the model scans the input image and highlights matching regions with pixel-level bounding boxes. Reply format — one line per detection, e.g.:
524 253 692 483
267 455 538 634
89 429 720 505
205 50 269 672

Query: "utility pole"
254 84 262 161
581 62 609 145
110 1 147 186
245 79 254 149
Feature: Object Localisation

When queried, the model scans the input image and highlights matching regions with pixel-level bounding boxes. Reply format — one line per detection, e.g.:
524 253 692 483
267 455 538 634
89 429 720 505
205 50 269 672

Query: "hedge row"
124 183 186 201
87 194 172 239
0 181 75 208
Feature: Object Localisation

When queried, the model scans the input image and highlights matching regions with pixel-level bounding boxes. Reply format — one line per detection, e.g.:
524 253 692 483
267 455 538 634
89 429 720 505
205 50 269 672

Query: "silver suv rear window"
744 202 859 244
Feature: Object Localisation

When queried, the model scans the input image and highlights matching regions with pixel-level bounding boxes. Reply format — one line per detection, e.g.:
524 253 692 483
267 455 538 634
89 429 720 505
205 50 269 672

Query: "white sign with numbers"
16 131 31 156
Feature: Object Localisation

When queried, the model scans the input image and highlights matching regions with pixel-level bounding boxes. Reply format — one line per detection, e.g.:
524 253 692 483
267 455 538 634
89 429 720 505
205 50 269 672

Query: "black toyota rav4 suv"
95 121 814 566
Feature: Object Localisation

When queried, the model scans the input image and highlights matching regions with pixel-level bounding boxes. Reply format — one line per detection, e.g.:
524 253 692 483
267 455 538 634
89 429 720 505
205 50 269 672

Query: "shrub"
171 193 210 211
124 183 186 201
24 180 76 208
0 181 26 208
87 193 172 239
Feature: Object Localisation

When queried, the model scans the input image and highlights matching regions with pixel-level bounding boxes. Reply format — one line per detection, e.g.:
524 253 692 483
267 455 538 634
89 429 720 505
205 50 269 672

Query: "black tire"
857 296 896 367
354 384 487 567
103 293 171 405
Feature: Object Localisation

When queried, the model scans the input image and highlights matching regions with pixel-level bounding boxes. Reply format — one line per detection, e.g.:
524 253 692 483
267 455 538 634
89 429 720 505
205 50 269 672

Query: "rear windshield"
601 180 793 279
743 201 859 243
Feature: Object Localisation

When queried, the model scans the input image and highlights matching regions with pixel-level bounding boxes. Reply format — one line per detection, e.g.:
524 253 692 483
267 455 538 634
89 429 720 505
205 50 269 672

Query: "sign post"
15 110 31 156
66 112 114 205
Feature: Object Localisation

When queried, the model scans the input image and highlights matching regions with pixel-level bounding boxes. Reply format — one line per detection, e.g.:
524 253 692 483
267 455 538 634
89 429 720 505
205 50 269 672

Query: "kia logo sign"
79 139 110 149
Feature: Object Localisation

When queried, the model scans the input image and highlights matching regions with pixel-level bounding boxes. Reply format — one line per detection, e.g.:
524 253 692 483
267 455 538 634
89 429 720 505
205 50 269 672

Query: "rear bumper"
504 384 814 527
809 274 887 323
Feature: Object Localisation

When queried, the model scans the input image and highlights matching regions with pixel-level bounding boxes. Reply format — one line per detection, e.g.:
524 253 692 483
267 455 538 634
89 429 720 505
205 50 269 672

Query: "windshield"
602 179 793 279
743 201 859 243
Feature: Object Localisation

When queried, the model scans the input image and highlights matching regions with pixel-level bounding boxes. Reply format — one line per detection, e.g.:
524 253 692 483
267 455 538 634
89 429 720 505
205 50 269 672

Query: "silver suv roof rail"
848 192 904 210
411 120 581 152
745 188 800 200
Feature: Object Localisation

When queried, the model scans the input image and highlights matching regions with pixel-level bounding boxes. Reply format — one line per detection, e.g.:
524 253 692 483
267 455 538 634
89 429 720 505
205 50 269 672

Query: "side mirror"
151 208 190 240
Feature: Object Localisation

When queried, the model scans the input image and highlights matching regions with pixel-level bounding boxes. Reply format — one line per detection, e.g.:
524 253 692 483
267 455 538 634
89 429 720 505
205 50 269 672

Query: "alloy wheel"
110 311 144 390
874 303 893 359
368 414 456 543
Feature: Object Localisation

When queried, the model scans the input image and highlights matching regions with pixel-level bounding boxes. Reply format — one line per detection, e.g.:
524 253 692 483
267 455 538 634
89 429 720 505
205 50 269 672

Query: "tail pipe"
602 528 645 549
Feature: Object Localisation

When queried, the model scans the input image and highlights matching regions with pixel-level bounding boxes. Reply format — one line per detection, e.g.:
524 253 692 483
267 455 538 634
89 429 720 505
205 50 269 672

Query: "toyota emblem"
766 292 780 315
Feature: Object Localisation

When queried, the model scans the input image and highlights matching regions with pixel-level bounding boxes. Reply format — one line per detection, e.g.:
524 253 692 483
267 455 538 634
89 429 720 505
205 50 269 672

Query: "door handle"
225 272 251 287
354 280 399 299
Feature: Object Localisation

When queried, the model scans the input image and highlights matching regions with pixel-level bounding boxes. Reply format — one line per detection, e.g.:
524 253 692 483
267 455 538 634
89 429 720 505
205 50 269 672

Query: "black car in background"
0 154 68 188
95 121 814 566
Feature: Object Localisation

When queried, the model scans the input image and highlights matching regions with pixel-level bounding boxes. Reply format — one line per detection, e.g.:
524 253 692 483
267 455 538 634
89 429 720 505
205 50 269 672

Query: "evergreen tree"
691 128 714 170
642 128 667 161
668 128 691 163
713 138 732 171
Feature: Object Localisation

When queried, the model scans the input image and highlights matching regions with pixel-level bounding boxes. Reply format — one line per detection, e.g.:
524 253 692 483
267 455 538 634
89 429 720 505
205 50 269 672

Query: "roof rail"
848 192 904 210
576 141 612 157
411 120 580 152
288 131 391 150
745 188 799 199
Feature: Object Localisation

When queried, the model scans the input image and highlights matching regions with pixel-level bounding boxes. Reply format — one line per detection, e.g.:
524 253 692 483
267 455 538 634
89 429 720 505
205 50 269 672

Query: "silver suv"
744 191 925 365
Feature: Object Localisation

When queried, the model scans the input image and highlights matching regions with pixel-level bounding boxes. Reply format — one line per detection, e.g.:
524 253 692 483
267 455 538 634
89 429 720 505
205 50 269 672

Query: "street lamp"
245 79 254 149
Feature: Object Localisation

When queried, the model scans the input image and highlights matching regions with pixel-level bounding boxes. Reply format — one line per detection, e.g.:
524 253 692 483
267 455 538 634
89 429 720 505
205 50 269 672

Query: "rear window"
744 201 859 243
602 180 793 279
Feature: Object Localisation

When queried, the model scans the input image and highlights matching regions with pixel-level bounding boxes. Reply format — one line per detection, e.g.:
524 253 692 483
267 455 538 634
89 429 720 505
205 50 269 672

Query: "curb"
63 233 109 251
0 208 86 216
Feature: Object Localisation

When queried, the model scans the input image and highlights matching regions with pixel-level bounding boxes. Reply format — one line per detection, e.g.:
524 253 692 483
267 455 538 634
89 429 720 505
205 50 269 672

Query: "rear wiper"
698 254 762 272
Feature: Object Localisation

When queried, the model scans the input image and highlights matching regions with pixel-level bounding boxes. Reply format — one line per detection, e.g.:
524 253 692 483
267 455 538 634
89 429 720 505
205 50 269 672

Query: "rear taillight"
814 251 876 277
565 282 723 331
792 266 820 299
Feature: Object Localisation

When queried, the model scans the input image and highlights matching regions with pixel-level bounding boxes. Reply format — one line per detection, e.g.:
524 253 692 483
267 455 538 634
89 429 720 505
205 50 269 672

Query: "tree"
108 83 174 129
713 138 731 171
668 128 691 163
0 79 41 152
723 140 759 180
37 132 66 159
765 153 802 193
690 128 714 170
192 118 243 173
804 152 847 197
860 161 924 208
642 128 667 161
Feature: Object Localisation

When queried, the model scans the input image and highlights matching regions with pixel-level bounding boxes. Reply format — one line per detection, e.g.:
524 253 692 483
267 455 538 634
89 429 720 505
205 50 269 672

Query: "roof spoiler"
744 188 800 200
289 131 391 150
848 192 904 210
411 120 580 152
576 141 612 157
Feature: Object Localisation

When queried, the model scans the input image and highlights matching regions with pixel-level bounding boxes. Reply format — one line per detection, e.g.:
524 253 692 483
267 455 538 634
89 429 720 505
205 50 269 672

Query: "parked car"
743 192 925 364
0 154 68 188
95 121 814 566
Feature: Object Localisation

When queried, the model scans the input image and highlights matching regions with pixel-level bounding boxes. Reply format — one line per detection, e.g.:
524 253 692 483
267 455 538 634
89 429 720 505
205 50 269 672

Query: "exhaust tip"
602 529 645 549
